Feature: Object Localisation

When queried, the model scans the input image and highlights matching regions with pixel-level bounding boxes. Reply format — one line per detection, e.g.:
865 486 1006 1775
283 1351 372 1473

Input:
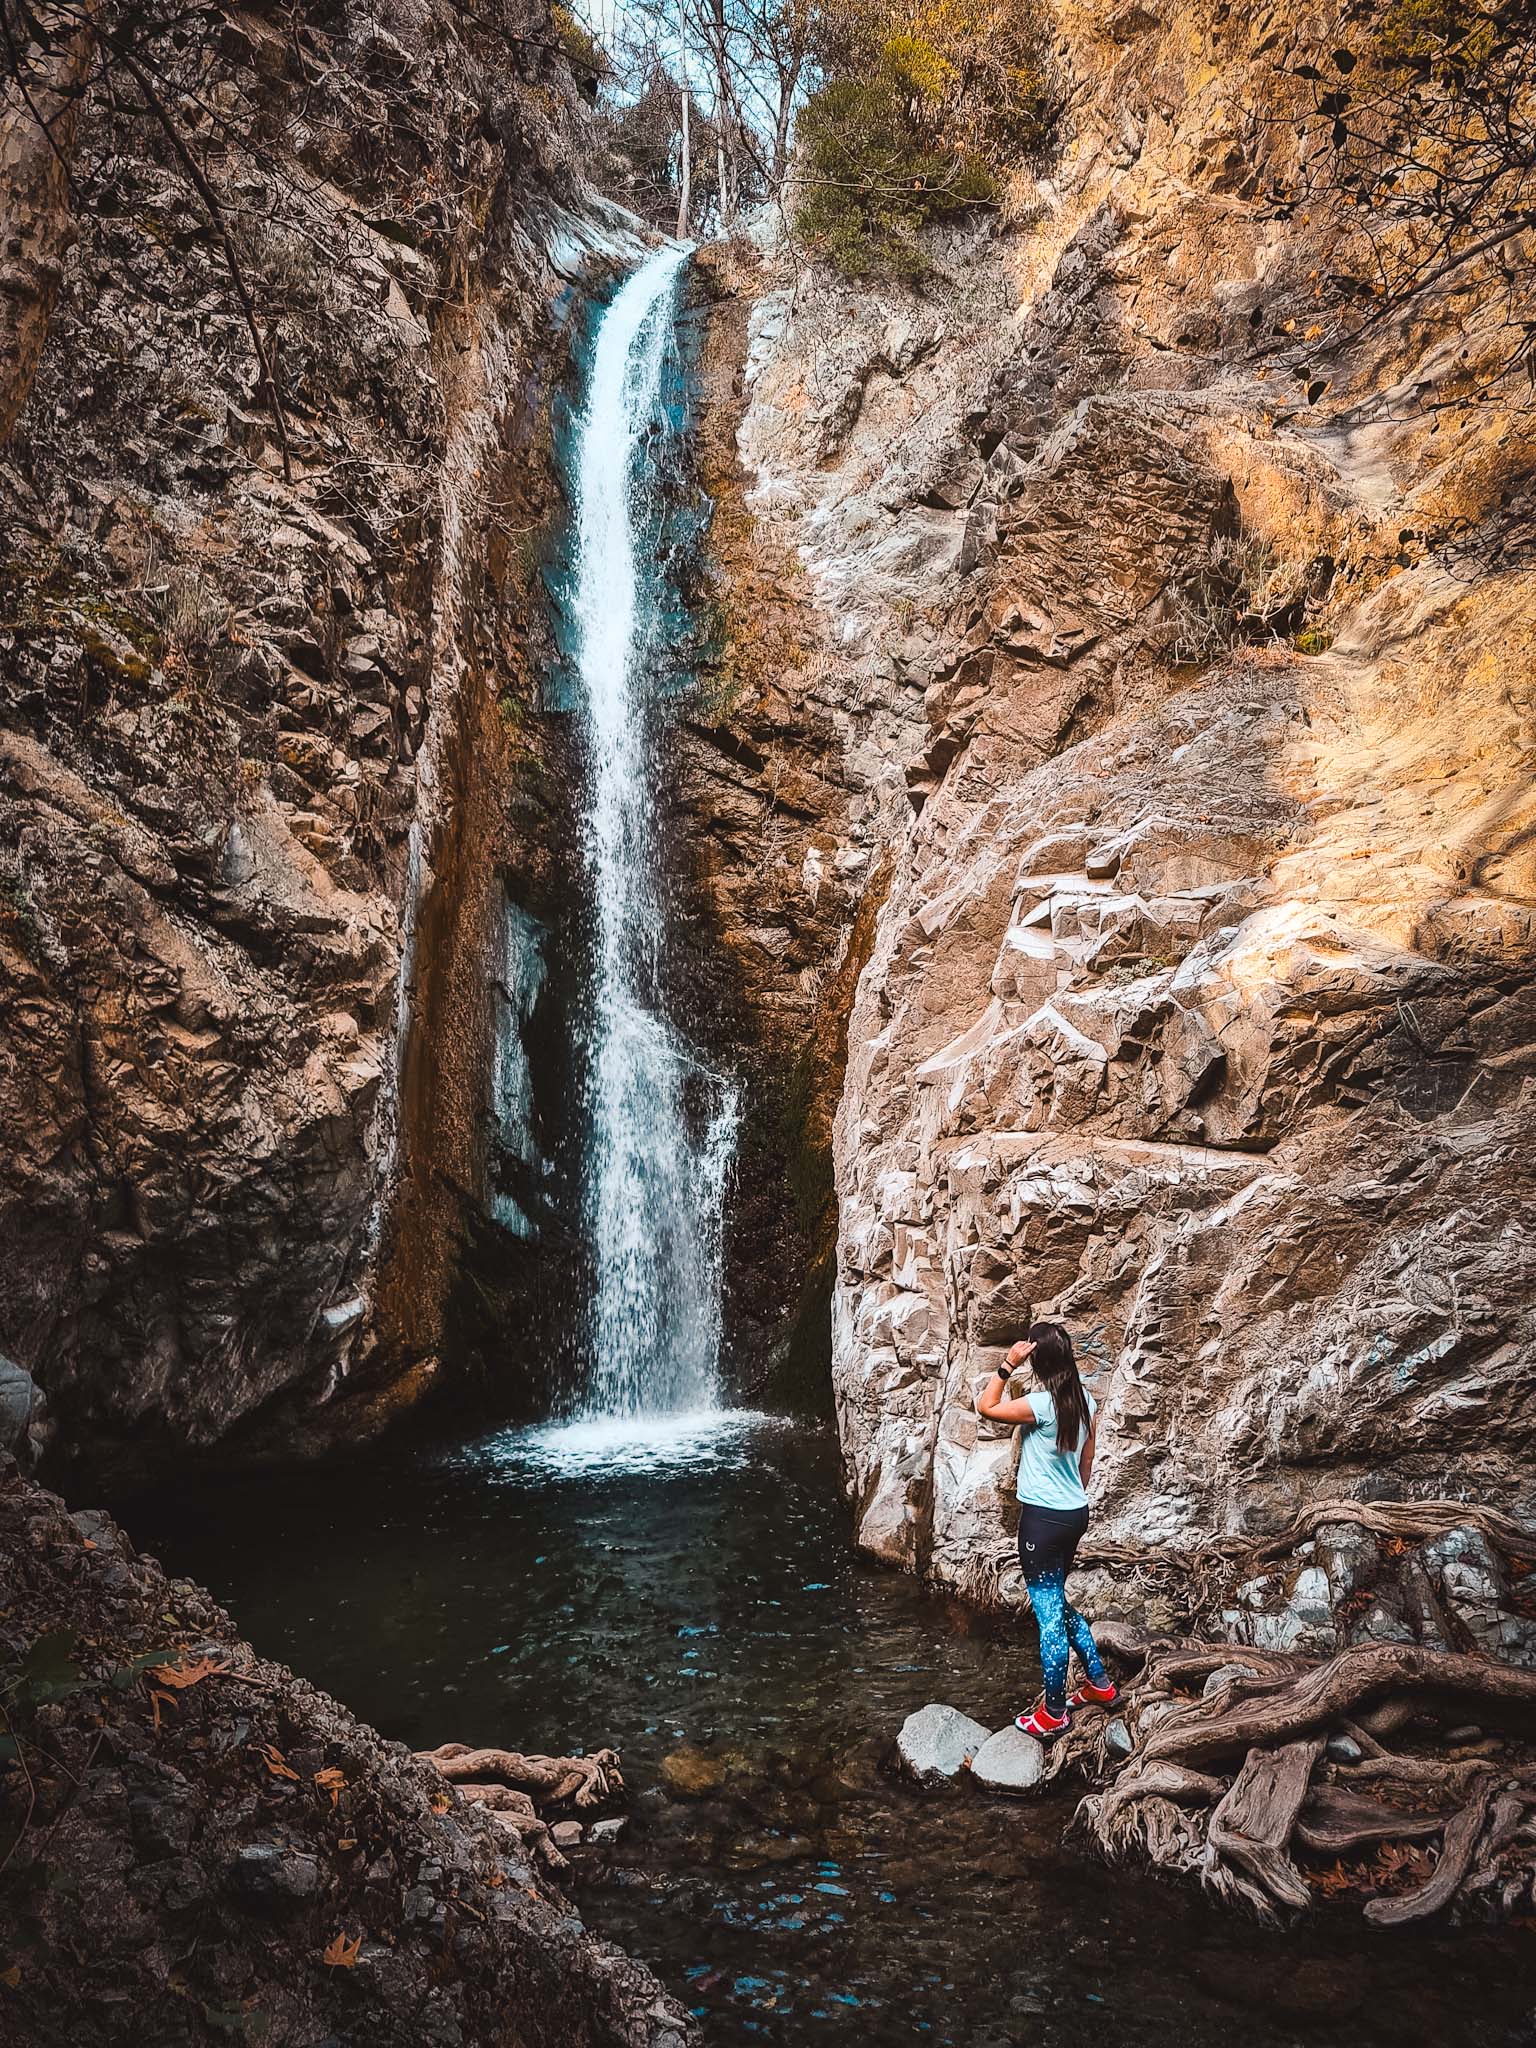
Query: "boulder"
0 1356 52 1472
895 1704 994 1787
970 1726 1047 1796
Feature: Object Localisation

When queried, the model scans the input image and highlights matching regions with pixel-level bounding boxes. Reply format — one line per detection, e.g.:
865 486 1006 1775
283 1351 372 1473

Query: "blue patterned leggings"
1018 1502 1105 1716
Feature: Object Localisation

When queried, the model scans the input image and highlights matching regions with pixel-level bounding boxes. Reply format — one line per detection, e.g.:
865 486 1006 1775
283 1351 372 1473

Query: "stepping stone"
970 1725 1047 1796
896 1704 994 1787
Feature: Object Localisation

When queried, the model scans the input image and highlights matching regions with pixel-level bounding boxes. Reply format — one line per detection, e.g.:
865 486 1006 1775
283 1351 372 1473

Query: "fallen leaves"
148 1654 230 1690
256 1744 300 1782
313 1766 348 1809
0 1964 20 1990
322 1930 361 1969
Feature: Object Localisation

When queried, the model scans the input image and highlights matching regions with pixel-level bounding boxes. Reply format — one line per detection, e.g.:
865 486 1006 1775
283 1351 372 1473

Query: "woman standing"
977 1322 1116 1741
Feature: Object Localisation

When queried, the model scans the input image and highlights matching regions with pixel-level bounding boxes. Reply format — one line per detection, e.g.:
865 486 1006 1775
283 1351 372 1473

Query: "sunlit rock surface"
731 0 1536 1612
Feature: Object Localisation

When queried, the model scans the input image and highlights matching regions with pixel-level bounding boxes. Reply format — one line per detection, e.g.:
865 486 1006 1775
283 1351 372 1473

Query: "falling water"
569 243 738 1418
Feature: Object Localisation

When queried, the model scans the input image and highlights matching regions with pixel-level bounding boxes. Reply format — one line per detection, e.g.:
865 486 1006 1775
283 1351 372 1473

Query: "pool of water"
116 1413 1535 2047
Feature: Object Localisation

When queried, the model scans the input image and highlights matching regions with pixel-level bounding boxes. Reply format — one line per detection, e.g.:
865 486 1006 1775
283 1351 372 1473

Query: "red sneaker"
1067 1678 1119 1711
1014 1705 1069 1742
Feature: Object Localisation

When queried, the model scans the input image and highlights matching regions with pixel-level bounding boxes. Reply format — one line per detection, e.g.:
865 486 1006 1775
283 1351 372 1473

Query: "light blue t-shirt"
1016 1387 1096 1510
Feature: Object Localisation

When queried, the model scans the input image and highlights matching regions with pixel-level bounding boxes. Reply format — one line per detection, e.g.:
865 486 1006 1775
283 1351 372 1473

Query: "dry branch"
415 1743 622 1809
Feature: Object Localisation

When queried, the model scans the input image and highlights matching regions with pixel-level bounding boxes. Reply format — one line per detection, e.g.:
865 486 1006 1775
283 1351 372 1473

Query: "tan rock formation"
727 0 1536 1610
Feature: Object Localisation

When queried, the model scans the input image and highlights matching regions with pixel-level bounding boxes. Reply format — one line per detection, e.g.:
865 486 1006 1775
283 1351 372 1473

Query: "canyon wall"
0 0 623 1474
726 0 1536 1624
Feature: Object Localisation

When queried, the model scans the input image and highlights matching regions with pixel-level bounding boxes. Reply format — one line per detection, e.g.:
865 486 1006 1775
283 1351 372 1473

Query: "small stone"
895 1703 994 1787
659 1748 726 1798
586 1817 627 1846
1202 1661 1260 1699
550 1821 584 1849
1104 1717 1134 1759
1325 1733 1363 1764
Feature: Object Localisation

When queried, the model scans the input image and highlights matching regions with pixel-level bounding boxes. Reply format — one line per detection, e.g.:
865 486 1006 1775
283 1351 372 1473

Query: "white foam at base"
457 1409 787 1484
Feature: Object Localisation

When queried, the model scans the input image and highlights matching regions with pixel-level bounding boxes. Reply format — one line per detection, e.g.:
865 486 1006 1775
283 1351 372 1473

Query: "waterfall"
569 243 738 1419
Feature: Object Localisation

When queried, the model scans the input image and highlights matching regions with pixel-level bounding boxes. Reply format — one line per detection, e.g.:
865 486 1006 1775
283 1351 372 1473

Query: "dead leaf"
256 1744 300 1782
313 1766 347 1809
0 1964 20 1989
322 1931 361 1969
149 1654 230 1690
337 1838 358 1851
149 1688 177 1731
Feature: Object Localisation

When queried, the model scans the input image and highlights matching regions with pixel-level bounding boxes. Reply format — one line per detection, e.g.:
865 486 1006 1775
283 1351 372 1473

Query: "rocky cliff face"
0 1 625 1474
727 0 1536 1624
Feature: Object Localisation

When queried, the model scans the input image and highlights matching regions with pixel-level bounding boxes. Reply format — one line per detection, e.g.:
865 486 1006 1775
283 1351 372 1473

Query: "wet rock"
230 1842 323 1909
659 1749 727 1799
587 1817 628 1846
895 1704 994 1787
970 1726 1047 1796
1325 1733 1363 1765
1104 1717 1134 1759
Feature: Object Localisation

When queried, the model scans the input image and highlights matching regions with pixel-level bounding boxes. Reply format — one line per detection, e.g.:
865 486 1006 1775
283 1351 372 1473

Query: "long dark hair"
1029 1321 1090 1455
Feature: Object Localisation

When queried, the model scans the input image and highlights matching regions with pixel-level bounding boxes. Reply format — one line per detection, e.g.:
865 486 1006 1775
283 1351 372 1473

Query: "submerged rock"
659 1749 728 1799
895 1704 994 1786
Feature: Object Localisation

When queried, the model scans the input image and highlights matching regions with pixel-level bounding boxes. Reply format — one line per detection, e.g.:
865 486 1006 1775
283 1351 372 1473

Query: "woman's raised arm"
976 1371 1037 1426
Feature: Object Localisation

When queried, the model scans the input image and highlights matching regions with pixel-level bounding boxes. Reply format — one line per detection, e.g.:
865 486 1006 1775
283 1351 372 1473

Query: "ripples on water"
120 1416 1534 2048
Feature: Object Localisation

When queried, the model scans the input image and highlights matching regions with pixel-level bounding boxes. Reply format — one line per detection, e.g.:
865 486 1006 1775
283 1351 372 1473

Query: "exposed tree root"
413 1744 624 1871
415 1743 622 1808
1068 1635 1536 1928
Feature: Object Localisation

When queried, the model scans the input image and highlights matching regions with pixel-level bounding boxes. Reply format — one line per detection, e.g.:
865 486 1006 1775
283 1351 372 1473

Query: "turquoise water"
118 1414 1536 2046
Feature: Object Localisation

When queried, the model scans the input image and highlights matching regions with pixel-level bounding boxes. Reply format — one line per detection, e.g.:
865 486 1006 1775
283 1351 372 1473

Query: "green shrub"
794 0 1055 276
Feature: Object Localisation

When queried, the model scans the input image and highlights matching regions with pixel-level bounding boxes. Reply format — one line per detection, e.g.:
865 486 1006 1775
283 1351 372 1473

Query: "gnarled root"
415 1743 622 1809
413 1742 625 1873
1065 1637 1536 1927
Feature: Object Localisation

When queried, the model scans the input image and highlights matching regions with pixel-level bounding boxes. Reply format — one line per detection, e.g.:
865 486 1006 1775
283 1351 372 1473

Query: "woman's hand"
1006 1339 1035 1370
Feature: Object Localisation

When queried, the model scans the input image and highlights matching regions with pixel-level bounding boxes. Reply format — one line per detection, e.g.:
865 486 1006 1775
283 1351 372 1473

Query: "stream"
119 1414 1533 2048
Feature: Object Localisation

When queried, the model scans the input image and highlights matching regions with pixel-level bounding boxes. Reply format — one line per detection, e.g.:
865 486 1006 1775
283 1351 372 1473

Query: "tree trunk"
676 72 691 238
0 7 96 446
706 0 736 228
